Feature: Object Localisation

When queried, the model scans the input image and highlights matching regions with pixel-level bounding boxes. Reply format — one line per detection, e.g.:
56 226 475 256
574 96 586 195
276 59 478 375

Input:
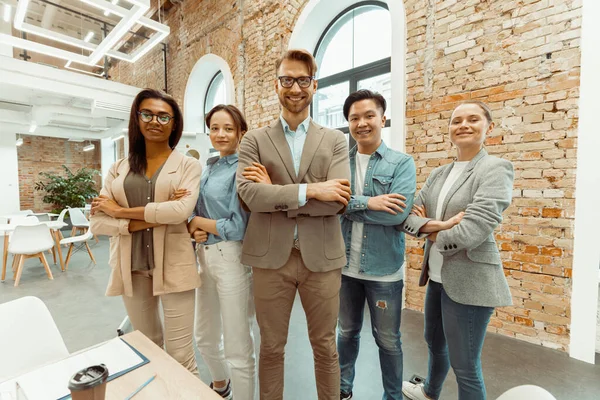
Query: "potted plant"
34 165 101 220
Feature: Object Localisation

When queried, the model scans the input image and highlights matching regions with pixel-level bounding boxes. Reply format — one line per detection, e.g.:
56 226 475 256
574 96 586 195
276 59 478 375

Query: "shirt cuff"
215 218 228 240
298 184 308 207
349 195 369 211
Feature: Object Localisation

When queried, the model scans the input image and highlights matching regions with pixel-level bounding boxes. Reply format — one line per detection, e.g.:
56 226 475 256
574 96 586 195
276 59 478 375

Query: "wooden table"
0 221 67 281
108 331 221 399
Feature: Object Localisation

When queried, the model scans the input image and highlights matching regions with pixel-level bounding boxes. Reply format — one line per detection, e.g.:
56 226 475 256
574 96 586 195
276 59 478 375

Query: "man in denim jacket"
338 90 416 400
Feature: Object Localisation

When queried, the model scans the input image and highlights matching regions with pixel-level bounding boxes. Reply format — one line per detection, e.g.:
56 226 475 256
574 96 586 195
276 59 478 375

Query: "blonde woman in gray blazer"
401 101 514 400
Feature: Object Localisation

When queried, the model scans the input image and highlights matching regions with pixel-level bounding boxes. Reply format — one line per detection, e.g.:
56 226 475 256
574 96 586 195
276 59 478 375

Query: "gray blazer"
402 149 514 307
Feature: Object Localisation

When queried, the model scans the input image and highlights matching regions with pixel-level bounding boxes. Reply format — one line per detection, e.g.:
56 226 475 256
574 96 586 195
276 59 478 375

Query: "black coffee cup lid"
68 364 109 391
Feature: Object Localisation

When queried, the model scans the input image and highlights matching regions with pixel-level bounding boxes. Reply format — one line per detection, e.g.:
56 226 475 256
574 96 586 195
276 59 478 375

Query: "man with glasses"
236 49 351 400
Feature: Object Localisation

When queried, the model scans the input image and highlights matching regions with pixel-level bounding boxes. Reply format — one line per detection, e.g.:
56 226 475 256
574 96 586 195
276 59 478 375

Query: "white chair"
59 227 96 270
9 224 55 286
68 207 98 243
3 216 40 280
0 296 69 381
496 385 557 400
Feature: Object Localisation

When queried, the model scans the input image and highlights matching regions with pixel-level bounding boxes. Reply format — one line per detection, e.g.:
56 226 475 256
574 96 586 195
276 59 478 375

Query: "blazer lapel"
112 159 131 208
439 148 488 218
297 122 324 183
266 120 297 181
154 150 183 203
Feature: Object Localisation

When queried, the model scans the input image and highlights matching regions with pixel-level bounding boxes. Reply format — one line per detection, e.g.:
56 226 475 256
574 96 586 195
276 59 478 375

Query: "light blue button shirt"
280 115 310 206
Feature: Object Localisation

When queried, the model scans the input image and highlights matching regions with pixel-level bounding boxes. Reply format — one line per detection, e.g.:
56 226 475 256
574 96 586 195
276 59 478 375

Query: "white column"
100 138 115 184
387 0 406 153
0 131 21 214
569 0 600 364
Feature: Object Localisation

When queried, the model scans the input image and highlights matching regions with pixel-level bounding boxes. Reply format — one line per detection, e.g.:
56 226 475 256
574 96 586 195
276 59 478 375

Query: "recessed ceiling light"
84 31 94 43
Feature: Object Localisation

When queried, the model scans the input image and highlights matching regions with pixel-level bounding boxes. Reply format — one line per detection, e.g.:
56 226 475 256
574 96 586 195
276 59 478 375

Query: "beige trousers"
122 270 198 375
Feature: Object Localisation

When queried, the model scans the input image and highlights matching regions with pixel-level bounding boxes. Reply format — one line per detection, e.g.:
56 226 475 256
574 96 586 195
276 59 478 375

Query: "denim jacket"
342 141 416 276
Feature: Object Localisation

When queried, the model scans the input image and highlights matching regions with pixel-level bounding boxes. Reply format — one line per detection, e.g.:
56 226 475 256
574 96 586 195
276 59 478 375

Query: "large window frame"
312 1 392 142
203 71 225 155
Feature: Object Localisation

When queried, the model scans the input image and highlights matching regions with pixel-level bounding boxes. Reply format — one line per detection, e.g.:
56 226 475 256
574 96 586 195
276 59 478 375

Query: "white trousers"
194 240 256 400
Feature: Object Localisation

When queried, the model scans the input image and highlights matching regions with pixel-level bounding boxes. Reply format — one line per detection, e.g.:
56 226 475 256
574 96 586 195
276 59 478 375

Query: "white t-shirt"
428 161 469 283
345 152 404 282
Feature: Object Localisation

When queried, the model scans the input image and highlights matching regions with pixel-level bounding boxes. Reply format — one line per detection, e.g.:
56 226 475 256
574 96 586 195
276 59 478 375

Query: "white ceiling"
0 55 140 140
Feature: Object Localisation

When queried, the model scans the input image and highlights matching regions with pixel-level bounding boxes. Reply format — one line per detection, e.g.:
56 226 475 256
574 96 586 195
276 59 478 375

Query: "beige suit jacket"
236 119 350 272
90 150 202 297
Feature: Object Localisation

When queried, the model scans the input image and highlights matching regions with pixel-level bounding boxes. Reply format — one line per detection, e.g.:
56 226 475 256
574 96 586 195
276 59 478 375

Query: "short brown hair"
205 104 248 140
275 49 318 77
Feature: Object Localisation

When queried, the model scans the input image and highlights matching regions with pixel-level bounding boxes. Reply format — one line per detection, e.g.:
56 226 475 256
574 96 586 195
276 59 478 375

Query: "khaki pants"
122 270 198 375
253 249 342 400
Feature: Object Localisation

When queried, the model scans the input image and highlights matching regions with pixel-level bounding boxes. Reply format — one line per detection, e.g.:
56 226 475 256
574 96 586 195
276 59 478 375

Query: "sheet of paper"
15 338 144 400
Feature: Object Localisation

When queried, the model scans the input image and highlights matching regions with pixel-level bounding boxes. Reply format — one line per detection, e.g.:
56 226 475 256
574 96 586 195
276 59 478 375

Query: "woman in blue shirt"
188 105 255 400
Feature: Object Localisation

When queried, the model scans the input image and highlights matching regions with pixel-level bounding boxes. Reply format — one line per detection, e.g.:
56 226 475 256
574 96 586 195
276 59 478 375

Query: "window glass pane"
315 14 353 79
316 5 391 79
353 8 391 68
204 72 226 115
313 81 350 129
358 72 392 120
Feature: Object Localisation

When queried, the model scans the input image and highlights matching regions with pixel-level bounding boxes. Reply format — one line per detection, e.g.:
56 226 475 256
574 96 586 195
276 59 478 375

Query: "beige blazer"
236 119 350 272
90 150 202 297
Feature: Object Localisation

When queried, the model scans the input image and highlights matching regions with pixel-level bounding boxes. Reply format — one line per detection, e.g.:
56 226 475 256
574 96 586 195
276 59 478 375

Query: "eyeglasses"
137 111 173 125
277 76 314 88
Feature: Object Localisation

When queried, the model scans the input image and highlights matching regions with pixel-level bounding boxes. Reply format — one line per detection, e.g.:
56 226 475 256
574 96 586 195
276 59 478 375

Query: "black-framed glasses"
277 76 314 88
137 111 173 125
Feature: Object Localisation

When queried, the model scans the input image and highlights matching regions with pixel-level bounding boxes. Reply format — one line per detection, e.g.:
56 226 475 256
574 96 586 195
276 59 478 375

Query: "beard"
278 92 312 114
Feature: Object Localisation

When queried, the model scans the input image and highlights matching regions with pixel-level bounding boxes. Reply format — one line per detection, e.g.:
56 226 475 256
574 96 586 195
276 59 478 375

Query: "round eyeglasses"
277 76 314 89
137 111 173 125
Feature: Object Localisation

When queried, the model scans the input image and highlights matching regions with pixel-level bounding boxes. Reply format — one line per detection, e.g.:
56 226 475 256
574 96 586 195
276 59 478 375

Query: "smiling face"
449 103 494 151
348 99 386 154
208 110 241 157
138 98 175 145
275 58 317 117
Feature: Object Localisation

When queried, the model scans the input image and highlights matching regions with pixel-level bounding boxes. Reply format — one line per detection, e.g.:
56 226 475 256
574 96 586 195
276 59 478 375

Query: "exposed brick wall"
18 136 101 212
108 0 581 352
403 0 581 352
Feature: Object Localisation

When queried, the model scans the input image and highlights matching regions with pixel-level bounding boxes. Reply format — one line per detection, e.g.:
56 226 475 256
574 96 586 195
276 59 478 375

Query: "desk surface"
110 331 221 399
0 221 66 233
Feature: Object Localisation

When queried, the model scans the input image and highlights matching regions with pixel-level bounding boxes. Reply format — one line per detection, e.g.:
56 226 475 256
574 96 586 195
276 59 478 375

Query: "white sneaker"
402 381 433 400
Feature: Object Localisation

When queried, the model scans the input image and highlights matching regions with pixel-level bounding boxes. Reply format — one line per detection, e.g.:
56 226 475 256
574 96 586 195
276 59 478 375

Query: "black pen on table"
124 374 156 400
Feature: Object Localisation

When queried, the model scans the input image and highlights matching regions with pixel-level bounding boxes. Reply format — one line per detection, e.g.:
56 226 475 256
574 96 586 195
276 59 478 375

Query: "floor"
1 237 599 400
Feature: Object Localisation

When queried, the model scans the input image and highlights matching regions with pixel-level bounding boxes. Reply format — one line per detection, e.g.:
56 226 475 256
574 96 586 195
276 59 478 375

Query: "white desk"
0 222 67 281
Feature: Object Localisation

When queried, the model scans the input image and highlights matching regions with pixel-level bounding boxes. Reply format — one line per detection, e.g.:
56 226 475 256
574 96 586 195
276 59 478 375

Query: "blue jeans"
423 281 494 400
337 275 404 400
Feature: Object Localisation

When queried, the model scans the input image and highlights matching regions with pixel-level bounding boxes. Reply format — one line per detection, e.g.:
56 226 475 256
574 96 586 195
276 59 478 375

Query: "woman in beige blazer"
90 89 201 374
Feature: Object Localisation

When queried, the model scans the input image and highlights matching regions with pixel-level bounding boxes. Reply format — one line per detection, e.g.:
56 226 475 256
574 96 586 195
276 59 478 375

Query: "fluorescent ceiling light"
84 31 94 43
3 4 10 23
29 122 37 133
16 137 23 146
111 134 125 141
83 143 95 152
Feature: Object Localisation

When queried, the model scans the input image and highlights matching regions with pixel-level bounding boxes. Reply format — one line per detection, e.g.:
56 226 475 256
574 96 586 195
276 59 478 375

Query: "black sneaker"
341 391 353 400
210 380 233 399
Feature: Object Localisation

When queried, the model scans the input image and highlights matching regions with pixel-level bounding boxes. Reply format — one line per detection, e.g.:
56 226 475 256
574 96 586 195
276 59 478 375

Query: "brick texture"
107 0 581 352
18 136 101 212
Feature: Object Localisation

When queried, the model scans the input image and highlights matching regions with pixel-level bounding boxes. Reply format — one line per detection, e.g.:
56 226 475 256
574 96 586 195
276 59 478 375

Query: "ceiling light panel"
1 0 168 67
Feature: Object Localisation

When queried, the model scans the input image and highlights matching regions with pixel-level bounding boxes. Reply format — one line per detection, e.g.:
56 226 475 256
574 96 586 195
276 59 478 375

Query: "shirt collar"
280 115 311 135
206 153 238 166
349 140 387 158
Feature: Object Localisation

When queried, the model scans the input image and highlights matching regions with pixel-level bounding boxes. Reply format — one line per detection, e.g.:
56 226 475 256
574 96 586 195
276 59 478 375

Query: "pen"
124 374 157 400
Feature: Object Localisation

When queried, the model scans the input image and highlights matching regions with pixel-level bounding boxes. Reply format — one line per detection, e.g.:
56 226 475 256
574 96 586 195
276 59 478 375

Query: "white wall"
0 132 20 214
0 19 12 57
569 0 600 364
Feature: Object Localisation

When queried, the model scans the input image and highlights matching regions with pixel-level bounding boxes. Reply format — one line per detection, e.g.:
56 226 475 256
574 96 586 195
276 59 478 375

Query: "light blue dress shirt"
192 153 249 245
280 115 309 206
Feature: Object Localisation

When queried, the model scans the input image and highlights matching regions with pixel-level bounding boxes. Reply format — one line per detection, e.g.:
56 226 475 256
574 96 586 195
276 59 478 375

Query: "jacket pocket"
164 233 196 266
466 241 501 265
243 213 271 257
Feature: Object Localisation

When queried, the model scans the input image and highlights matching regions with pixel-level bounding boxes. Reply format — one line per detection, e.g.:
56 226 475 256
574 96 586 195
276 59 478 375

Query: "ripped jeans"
337 275 404 400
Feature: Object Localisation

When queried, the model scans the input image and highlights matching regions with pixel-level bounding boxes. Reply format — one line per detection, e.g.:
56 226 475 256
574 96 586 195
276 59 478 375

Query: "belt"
293 238 300 250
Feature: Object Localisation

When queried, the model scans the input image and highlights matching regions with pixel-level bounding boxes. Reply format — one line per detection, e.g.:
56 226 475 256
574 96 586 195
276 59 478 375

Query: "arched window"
312 2 391 136
203 71 227 132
